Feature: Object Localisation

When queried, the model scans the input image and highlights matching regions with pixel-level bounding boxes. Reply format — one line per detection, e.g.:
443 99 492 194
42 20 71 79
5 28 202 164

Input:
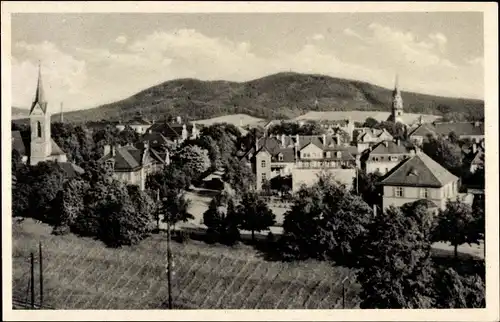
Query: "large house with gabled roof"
242 134 359 191
99 142 169 190
377 150 459 210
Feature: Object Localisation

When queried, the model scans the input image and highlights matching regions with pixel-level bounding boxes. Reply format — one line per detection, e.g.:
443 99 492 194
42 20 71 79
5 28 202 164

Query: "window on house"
278 154 283 161
326 151 331 158
261 160 266 168
395 187 404 197
261 173 266 181
420 188 429 199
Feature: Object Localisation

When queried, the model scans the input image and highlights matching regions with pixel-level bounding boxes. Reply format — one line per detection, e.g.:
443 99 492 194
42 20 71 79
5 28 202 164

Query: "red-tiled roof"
378 152 458 188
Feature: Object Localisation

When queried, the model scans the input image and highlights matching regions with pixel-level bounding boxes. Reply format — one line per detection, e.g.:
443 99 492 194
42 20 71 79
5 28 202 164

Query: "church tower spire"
29 62 52 165
388 73 404 124
29 62 48 115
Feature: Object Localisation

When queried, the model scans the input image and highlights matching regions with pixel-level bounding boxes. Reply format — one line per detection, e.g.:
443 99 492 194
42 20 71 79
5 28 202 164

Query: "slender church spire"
30 61 48 114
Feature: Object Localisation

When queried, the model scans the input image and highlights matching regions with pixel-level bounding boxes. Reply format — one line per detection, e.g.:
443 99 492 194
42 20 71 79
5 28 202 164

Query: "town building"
377 151 459 210
116 117 152 134
145 116 200 147
99 142 169 190
352 127 394 153
409 121 485 145
243 134 358 191
386 75 405 124
361 139 416 175
15 64 84 177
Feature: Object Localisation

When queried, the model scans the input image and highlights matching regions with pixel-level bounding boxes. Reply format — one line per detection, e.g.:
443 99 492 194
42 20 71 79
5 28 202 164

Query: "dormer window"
278 153 283 161
336 151 341 158
325 151 331 158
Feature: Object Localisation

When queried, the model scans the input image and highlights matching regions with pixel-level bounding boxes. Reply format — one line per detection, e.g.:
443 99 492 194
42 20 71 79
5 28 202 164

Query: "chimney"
373 204 377 217
336 134 340 145
255 137 259 151
144 140 149 151
281 134 286 147
396 138 400 146
472 143 477 154
322 134 326 146
295 134 300 147
176 116 182 124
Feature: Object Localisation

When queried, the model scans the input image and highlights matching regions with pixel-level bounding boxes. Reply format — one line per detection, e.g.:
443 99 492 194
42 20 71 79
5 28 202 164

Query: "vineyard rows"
12 219 361 309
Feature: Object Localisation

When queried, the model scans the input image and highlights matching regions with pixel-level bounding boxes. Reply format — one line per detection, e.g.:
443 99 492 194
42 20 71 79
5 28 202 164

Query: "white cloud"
12 41 87 109
11 27 484 111
366 23 456 70
312 33 325 41
343 28 363 40
429 32 447 52
467 56 484 66
115 35 128 44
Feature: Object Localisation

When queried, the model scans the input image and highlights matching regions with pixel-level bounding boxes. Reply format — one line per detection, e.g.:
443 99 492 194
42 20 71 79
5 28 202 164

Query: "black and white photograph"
2 2 498 321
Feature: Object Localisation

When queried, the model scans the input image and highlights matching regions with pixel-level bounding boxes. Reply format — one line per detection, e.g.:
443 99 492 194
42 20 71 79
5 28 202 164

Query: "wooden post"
342 276 349 309
167 220 173 310
39 242 43 308
30 253 35 309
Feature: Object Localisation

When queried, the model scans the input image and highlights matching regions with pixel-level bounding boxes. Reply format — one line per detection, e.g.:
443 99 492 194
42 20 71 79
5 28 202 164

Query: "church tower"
388 74 404 124
29 63 52 165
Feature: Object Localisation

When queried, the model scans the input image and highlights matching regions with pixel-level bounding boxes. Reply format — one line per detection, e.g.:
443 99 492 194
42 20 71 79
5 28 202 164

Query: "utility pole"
156 189 160 231
60 102 64 123
39 242 44 308
342 276 349 309
30 253 35 309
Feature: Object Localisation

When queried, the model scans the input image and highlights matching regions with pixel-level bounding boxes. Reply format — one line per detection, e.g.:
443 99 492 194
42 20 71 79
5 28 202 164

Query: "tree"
176 145 210 177
281 174 373 262
351 170 382 207
363 117 379 128
238 191 275 242
146 163 192 193
223 158 256 195
160 185 193 227
433 268 485 308
203 193 241 245
422 136 462 176
51 178 89 233
434 200 482 259
357 206 435 308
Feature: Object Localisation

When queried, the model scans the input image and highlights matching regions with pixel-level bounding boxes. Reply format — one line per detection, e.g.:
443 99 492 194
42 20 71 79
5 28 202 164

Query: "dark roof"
12 131 26 155
147 122 196 140
354 128 392 142
378 152 458 188
410 122 484 137
369 140 414 155
140 132 170 150
245 135 356 163
29 66 48 115
57 162 85 178
100 145 165 171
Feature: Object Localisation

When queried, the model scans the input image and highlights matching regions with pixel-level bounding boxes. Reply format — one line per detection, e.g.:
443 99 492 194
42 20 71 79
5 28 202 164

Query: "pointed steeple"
393 73 401 96
29 62 48 115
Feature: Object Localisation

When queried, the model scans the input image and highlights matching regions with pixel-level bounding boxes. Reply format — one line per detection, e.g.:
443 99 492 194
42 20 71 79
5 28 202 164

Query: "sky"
11 12 484 112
